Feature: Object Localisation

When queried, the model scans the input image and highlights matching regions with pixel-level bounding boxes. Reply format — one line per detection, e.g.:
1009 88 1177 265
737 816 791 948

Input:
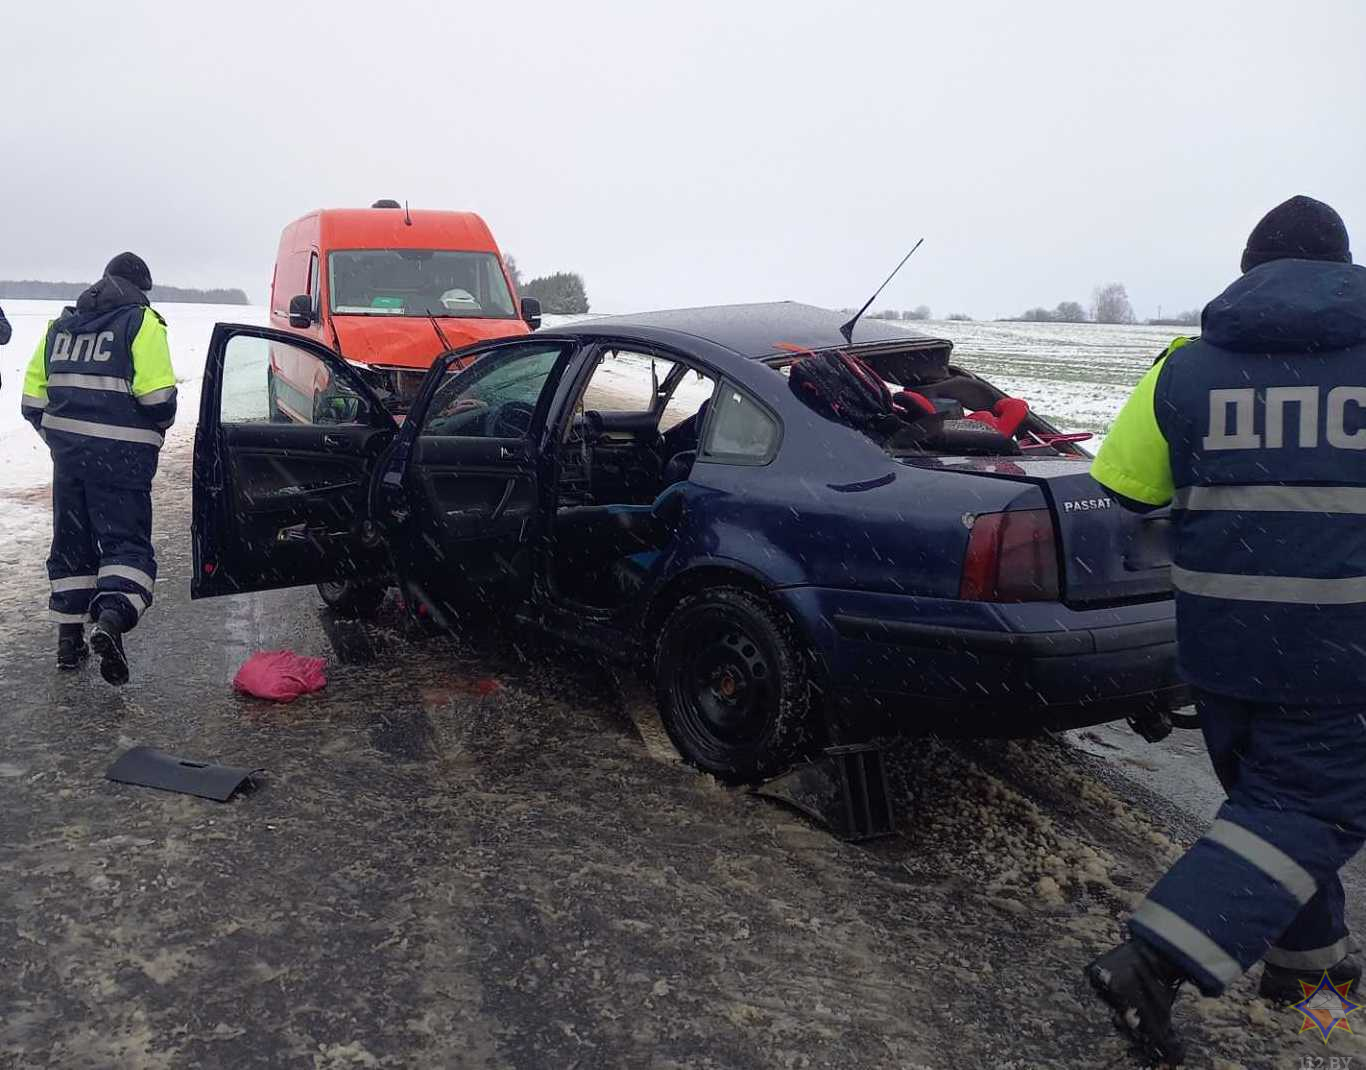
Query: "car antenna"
426 308 454 353
404 200 413 226
839 238 924 344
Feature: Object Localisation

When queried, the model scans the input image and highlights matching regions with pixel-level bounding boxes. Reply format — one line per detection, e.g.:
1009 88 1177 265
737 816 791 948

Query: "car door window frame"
554 340 708 440
408 338 581 444
207 323 396 433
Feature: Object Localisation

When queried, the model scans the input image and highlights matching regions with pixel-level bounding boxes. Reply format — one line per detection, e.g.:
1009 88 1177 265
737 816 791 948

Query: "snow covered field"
899 317 1182 437
0 300 267 542
0 301 1179 541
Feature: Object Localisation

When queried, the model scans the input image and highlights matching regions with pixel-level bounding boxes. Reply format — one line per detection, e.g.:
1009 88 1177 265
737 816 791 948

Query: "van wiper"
426 307 454 354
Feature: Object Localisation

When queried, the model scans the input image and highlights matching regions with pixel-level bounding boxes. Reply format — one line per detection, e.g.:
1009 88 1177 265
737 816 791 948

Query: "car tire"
317 580 387 619
267 368 288 423
654 586 814 784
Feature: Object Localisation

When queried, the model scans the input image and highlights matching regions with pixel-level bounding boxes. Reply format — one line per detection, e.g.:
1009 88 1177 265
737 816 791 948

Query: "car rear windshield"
328 250 516 319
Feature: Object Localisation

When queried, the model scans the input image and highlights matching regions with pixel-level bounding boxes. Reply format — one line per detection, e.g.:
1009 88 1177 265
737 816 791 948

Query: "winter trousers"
1129 692 1366 995
47 469 156 632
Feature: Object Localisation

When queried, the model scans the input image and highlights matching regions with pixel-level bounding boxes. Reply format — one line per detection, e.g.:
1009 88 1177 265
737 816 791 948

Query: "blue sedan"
191 303 1184 781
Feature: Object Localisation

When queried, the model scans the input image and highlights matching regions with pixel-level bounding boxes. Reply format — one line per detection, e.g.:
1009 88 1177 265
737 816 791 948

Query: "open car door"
390 338 581 621
191 324 398 598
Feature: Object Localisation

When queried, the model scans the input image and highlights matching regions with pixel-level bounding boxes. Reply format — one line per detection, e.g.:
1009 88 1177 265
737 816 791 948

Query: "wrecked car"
191 303 1185 781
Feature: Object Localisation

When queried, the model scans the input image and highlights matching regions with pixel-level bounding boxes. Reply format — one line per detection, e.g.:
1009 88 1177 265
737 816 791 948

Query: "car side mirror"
521 297 542 331
289 294 313 328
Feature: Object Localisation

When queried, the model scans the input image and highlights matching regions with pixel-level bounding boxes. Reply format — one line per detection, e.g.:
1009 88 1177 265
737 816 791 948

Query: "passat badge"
1062 496 1114 513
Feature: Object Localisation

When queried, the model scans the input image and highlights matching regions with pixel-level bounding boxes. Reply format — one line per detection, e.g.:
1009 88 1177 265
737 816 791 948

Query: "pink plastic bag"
233 651 328 703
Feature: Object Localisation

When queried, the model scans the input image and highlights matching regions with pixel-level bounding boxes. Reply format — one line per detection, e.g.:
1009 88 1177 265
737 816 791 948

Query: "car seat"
661 399 710 459
914 374 999 413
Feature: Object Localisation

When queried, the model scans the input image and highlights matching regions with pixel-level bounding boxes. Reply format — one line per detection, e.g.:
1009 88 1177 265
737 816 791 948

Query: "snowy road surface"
3 304 1361 1067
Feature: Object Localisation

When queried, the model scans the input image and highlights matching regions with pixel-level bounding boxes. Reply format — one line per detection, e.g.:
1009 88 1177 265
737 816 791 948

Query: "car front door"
391 338 582 622
192 324 398 598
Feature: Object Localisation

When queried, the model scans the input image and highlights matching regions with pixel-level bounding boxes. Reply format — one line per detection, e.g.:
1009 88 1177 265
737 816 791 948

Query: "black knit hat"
1241 196 1352 273
105 251 153 292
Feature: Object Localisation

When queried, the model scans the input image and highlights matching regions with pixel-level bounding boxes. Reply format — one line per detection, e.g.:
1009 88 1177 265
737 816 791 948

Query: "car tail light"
960 508 1060 602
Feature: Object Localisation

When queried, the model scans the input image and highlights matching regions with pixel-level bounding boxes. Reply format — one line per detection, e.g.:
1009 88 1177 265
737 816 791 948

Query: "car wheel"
317 580 387 619
267 369 288 423
654 586 814 783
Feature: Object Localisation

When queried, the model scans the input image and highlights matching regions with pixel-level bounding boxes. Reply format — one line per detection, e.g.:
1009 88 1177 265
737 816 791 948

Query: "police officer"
20 253 175 684
1083 196 1366 1064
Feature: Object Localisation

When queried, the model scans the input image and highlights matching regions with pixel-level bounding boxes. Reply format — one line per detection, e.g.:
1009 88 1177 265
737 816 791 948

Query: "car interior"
550 348 717 611
783 344 1091 459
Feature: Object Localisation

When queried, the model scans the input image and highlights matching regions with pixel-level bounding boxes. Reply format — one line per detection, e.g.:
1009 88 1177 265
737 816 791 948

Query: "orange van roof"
311 208 500 253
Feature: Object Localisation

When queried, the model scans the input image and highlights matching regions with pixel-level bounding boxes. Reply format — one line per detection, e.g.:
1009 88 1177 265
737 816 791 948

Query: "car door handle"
322 433 346 450
500 445 526 461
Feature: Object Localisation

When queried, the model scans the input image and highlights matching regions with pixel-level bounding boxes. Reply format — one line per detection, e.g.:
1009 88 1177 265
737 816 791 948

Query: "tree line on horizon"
505 256 589 315
830 283 1200 328
0 279 250 305
1010 283 1199 327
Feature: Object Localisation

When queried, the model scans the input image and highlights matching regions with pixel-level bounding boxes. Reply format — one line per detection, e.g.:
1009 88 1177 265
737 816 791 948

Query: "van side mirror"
289 294 313 328
521 297 542 331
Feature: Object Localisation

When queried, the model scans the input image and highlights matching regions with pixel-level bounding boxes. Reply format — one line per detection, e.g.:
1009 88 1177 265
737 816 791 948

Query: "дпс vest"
1100 258 1366 704
22 276 176 487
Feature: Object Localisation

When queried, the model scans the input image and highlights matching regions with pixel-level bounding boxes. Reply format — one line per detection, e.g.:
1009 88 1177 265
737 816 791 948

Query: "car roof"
311 209 499 253
551 301 953 360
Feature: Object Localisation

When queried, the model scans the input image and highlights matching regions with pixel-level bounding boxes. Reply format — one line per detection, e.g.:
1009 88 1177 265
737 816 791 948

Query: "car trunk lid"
903 454 1172 606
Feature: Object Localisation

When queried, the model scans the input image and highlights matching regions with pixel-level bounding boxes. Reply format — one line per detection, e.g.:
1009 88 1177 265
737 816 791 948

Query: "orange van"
268 201 539 414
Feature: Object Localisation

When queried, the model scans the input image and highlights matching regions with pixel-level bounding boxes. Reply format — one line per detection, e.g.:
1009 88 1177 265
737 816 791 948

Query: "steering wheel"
489 400 536 439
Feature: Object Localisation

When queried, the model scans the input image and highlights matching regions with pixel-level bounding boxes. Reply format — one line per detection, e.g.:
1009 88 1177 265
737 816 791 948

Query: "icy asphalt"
4 447 1366 1070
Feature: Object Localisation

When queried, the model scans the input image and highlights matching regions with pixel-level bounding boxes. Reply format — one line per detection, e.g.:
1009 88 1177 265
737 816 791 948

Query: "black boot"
89 611 129 686
1085 939 1188 1066
1260 955 1362 1004
56 623 88 671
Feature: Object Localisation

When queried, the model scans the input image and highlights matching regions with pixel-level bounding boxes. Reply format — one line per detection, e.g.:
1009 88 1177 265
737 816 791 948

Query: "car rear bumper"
775 587 1186 733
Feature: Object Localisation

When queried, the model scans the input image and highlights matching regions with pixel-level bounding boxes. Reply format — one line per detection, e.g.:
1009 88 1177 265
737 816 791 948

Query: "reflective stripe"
1265 937 1352 970
1131 900 1243 984
51 575 97 593
95 590 148 619
48 610 89 624
47 373 132 394
40 414 163 447
1171 565 1366 605
99 564 154 592
1175 484 1366 514
21 393 47 410
135 385 176 406
1205 819 1317 905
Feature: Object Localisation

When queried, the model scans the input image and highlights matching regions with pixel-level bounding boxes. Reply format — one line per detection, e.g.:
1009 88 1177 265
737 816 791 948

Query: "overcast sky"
2 0 1363 319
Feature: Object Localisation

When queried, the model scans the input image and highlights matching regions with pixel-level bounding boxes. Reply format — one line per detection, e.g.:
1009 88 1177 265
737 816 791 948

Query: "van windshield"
328 249 517 319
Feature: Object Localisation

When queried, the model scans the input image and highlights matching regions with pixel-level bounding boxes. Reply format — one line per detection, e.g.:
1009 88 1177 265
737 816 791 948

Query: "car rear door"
389 338 582 619
192 324 398 598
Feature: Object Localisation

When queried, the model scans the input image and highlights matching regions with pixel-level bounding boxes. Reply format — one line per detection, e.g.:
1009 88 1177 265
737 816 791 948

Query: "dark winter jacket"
0 303 11 346
1092 258 1366 704
20 275 177 487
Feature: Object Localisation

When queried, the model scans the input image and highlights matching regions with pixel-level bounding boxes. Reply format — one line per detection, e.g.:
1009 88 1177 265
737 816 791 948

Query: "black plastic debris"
754 744 896 841
105 746 263 802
